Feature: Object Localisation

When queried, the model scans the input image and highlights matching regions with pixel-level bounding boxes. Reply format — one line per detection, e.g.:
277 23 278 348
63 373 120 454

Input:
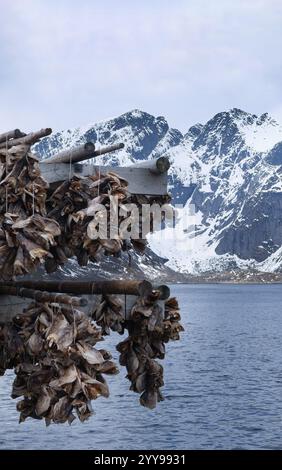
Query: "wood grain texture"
40 162 168 195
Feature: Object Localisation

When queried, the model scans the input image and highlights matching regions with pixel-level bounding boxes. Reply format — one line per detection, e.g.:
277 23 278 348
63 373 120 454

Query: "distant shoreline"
169 280 282 285
162 271 282 285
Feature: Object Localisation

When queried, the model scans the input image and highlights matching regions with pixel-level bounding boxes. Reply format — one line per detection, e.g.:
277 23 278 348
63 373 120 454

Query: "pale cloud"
0 0 282 132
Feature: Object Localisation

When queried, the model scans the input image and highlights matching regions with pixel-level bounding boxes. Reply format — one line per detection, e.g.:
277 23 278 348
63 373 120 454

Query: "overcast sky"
0 0 282 133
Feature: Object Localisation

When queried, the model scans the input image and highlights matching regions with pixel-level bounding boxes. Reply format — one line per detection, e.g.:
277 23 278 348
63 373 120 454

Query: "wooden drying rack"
0 129 171 323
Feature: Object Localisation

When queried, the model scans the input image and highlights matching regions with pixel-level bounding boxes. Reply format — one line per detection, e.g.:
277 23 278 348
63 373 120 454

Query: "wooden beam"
0 293 166 323
0 128 52 149
0 129 26 144
131 156 170 174
0 286 87 307
1 280 170 299
2 280 152 296
43 142 95 164
44 142 125 164
40 162 168 195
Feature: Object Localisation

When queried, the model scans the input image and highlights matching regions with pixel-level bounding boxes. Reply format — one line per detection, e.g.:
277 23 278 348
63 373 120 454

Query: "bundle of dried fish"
0 323 25 375
0 214 61 279
92 294 125 335
46 171 173 267
93 292 183 409
0 149 48 217
117 336 165 409
5 302 118 424
46 171 143 267
0 134 62 279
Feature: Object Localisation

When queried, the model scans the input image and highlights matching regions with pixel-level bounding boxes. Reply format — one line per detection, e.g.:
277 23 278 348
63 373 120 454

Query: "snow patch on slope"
235 112 282 152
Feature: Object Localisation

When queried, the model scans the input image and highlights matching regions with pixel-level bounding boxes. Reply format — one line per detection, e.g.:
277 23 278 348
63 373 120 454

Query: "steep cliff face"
156 108 282 272
34 108 282 275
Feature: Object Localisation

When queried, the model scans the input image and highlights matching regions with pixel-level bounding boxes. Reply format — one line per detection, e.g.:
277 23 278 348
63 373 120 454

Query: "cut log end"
14 129 24 139
0 129 26 144
156 156 170 174
84 142 95 151
156 284 171 300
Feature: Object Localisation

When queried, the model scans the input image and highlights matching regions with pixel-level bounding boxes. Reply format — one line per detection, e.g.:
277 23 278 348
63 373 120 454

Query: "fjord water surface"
0 284 282 450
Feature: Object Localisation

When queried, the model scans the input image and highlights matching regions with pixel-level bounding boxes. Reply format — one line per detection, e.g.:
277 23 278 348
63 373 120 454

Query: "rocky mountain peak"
185 123 203 141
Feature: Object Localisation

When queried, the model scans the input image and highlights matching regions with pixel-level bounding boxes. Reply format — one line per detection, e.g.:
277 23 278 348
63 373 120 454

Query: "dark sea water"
0 284 282 450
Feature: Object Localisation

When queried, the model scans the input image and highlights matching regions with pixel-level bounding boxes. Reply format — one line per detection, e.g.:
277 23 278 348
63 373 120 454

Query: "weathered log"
92 142 124 158
2 280 152 296
0 129 26 144
0 128 52 149
43 142 95 164
129 156 170 174
2 280 171 299
44 142 124 164
0 286 87 307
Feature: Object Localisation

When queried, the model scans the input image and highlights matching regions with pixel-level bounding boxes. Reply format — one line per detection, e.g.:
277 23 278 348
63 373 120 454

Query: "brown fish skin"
96 360 119 375
17 397 41 423
51 396 72 424
92 295 125 335
26 331 44 355
35 385 55 416
80 374 110 400
140 390 158 410
49 364 78 389
0 324 25 372
76 342 105 365
46 313 74 351
11 374 28 399
134 372 147 393
72 398 93 423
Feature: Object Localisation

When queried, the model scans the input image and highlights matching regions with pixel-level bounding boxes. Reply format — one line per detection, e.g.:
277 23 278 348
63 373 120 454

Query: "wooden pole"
0 280 170 299
0 129 26 144
0 128 52 149
43 142 95 164
1 280 152 296
44 142 124 164
0 286 88 307
129 156 170 174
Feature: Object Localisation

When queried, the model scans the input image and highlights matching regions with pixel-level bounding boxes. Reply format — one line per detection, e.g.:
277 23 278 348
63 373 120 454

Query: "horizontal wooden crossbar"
40 163 169 195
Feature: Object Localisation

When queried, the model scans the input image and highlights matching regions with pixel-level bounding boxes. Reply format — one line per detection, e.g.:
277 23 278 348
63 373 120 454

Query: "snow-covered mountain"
34 108 282 276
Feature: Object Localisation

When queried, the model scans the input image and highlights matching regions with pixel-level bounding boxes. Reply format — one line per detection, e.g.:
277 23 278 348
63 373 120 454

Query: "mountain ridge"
33 107 282 277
